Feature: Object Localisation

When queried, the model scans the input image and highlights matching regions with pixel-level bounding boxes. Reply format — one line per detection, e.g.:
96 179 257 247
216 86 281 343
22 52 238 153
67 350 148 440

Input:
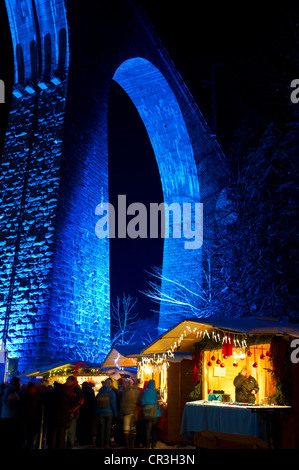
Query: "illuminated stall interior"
203 343 274 403
137 353 191 404
138 356 168 401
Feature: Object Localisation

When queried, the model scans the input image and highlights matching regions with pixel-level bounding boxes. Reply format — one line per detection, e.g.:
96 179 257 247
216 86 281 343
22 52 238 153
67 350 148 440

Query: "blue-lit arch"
113 58 202 331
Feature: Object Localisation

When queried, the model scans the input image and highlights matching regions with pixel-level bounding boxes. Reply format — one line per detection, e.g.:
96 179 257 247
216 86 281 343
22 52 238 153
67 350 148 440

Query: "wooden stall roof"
20 363 74 378
141 316 299 355
101 345 143 369
19 361 102 378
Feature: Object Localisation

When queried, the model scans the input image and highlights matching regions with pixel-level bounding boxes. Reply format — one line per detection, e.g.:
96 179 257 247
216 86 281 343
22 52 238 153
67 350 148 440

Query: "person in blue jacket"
95 378 117 448
140 379 161 449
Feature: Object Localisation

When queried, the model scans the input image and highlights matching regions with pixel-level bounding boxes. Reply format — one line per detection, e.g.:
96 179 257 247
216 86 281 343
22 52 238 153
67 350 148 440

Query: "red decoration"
247 351 252 357
252 362 258 368
216 359 221 365
220 363 225 368
233 361 238 367
192 348 202 383
207 361 212 367
211 355 216 361
222 333 233 357
74 361 85 376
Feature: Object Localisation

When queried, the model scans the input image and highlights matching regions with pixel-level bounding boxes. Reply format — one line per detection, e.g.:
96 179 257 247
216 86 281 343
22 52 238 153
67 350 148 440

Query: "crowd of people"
0 375 161 450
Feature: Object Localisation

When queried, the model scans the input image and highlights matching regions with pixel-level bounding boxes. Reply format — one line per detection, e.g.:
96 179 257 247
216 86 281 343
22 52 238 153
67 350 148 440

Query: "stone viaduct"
0 0 227 372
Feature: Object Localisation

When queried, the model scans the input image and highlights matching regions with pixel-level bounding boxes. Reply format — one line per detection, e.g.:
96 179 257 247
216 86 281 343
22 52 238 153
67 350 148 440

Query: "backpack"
142 404 157 420
97 391 110 409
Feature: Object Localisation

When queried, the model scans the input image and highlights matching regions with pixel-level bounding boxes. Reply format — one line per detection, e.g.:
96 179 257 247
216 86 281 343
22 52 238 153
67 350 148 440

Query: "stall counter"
180 400 292 448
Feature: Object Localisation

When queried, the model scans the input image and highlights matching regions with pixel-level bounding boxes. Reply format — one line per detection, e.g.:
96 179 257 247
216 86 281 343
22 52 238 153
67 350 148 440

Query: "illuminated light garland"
167 326 248 357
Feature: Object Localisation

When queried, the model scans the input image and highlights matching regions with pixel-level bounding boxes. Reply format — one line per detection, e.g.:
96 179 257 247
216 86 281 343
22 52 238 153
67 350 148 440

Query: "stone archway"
112 57 202 332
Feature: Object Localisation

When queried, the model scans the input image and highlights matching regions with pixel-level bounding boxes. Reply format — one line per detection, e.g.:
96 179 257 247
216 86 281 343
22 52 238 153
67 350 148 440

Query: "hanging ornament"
260 346 265 360
233 361 238 367
222 333 233 357
223 355 228 360
192 348 202 384
207 361 212 367
247 351 252 357
266 350 271 357
220 363 225 368
252 346 258 368
216 358 221 365
211 355 216 361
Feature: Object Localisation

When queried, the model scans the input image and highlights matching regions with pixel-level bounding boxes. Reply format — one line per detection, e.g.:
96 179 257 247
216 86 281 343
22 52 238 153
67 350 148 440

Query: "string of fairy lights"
166 325 249 356
138 325 271 386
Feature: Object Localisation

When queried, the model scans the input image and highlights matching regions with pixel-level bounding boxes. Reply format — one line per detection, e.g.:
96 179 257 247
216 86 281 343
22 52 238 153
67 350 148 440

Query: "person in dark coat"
20 381 41 449
65 375 84 448
77 381 96 445
44 381 72 449
0 376 22 449
233 366 259 403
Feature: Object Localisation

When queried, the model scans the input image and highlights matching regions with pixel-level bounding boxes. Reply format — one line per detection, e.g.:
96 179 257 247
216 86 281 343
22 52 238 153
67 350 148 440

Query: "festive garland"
43 365 104 380
267 336 293 406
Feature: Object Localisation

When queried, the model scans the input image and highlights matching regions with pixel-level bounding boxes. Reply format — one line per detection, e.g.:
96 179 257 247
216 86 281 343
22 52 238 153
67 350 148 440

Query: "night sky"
0 1 298 324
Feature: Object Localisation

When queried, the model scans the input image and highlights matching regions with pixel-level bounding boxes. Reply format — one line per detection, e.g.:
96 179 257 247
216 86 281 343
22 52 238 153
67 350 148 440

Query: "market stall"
21 362 108 391
140 316 299 448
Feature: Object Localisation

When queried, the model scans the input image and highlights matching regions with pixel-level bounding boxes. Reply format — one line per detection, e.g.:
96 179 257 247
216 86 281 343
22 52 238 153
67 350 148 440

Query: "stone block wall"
0 79 67 371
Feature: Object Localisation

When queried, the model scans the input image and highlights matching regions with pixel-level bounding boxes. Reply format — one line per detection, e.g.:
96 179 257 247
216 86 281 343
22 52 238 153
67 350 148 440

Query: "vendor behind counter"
233 366 259 404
